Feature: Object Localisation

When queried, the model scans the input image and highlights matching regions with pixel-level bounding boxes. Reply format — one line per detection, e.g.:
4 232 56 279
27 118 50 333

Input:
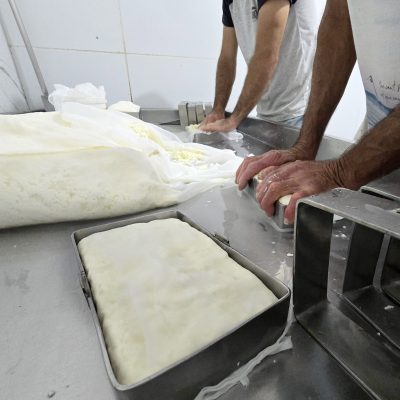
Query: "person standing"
200 0 323 132
236 0 400 224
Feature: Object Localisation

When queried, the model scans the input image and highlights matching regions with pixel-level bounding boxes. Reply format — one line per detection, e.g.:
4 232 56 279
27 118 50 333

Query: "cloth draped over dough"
0 103 242 229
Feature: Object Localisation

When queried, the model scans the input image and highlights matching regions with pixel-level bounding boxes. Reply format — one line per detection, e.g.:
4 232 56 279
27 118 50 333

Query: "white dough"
78 219 277 385
0 104 242 229
278 195 292 206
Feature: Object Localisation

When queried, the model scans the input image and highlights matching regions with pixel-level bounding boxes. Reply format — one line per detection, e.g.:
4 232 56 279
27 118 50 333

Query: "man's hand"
235 146 312 190
199 110 225 130
200 116 239 133
255 160 342 224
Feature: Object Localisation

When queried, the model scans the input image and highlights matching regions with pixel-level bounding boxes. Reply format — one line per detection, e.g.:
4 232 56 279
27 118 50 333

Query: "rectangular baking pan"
72 210 290 400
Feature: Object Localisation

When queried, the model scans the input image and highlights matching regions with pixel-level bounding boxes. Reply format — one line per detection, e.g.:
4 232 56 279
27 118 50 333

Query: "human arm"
199 27 238 128
255 106 400 224
201 0 290 132
235 0 357 189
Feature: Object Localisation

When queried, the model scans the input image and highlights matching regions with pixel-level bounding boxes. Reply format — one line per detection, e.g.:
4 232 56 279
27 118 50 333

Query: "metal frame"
362 169 400 203
294 189 400 400
7 0 53 111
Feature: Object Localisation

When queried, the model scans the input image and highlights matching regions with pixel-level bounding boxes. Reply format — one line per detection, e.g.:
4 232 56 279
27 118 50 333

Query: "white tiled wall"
2 0 125 52
120 0 222 59
0 0 365 141
127 54 216 109
11 46 131 110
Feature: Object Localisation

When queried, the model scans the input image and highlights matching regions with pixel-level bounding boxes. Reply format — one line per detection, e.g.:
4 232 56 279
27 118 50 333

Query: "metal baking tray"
72 210 290 400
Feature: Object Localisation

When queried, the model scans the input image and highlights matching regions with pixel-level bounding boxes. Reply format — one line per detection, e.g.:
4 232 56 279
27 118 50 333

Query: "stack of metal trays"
72 210 290 400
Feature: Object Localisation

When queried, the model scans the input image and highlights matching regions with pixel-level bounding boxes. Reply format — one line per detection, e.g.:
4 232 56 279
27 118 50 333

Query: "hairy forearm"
330 107 400 189
231 53 278 123
213 55 236 114
295 0 356 158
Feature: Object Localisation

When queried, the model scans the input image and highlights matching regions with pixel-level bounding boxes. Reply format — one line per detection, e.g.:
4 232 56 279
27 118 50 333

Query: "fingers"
257 166 278 181
255 168 280 199
237 160 267 189
199 116 217 131
284 191 307 224
200 122 217 132
235 156 250 184
237 155 275 190
199 117 210 129
236 150 296 191
208 121 233 133
235 155 262 187
199 112 220 128
258 181 293 217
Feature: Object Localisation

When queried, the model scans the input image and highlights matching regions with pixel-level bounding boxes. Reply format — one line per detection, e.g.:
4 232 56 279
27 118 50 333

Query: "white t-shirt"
223 0 323 125
348 0 400 128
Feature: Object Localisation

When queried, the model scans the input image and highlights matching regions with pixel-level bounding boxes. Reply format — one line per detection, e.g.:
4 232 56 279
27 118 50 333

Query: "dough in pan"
78 218 277 385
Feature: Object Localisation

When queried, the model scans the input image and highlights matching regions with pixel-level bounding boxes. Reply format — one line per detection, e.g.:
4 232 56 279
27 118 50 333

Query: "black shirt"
222 0 298 27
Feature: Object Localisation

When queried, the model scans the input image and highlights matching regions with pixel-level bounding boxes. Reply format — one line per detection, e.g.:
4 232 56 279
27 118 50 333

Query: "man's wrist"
291 142 318 160
323 157 360 190
229 112 244 127
212 106 225 116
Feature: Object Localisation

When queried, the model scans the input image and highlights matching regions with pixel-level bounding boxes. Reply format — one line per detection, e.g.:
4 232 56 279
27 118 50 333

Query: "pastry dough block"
78 218 277 385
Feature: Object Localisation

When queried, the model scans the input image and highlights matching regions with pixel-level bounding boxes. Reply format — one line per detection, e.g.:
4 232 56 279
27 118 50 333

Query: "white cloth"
48 83 107 111
0 103 242 229
227 0 323 124
348 0 400 128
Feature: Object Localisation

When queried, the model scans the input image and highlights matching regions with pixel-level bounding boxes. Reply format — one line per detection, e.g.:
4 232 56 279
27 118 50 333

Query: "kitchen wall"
0 0 365 141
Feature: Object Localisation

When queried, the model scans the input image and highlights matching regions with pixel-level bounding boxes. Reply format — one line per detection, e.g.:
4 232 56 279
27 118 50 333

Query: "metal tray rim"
71 210 291 392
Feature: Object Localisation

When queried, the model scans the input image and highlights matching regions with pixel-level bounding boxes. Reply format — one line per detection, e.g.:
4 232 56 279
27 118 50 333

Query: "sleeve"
258 0 297 10
222 0 234 27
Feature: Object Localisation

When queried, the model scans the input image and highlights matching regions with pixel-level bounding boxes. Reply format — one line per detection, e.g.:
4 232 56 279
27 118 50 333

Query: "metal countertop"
0 114 384 400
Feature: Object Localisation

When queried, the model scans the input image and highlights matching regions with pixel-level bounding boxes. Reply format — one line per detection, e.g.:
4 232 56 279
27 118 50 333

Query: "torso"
348 0 400 128
228 0 323 124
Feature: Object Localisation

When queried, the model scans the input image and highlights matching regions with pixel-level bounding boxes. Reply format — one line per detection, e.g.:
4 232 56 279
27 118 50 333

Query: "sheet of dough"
0 104 242 229
78 218 278 385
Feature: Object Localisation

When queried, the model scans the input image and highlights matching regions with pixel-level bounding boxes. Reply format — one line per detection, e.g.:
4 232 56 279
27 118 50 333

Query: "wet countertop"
0 117 372 400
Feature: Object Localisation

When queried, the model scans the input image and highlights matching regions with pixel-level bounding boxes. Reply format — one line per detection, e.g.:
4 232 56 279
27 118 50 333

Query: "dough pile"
78 218 277 385
0 104 242 229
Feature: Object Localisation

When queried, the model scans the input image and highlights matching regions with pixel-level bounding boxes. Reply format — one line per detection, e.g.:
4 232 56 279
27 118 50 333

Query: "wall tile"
120 0 222 59
127 54 218 108
12 46 131 110
0 0 124 52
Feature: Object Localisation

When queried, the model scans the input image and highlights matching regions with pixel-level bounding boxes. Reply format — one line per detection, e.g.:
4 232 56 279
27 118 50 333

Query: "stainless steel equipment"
7 0 53 111
362 169 400 202
294 189 400 400
177 102 214 127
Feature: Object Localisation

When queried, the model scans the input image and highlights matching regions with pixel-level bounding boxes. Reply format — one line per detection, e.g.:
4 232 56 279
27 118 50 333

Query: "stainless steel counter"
0 114 395 400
